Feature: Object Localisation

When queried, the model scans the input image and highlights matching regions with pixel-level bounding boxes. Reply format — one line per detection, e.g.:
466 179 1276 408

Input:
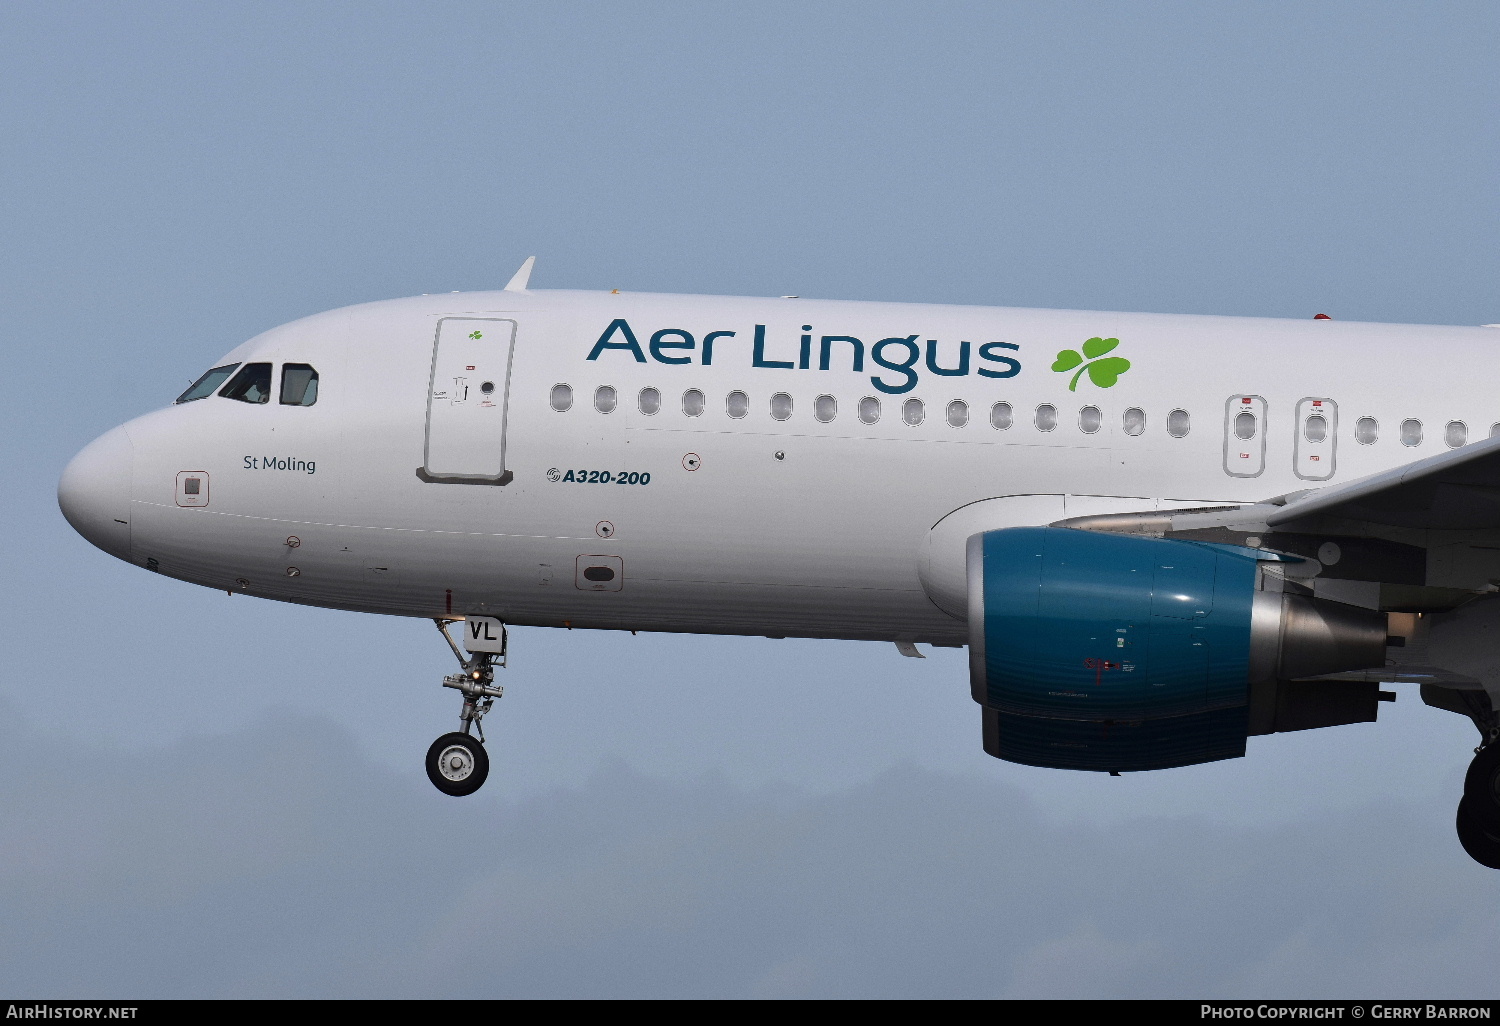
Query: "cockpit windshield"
175 364 240 403
219 363 274 404
280 364 319 406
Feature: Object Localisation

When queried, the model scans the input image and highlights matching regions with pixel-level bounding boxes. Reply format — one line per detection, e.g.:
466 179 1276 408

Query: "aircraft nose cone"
58 425 134 561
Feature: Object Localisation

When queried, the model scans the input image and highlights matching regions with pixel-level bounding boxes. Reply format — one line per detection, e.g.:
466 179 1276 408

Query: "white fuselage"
60 288 1500 643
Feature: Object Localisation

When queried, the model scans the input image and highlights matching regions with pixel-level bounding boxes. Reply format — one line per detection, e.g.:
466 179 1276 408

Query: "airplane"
57 257 1500 868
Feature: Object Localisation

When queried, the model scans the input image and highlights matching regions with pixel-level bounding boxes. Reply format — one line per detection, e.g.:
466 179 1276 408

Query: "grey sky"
1 703 1496 998
2 0 1498 997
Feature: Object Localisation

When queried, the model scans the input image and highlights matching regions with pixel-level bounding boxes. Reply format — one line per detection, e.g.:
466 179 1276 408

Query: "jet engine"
968 527 1390 772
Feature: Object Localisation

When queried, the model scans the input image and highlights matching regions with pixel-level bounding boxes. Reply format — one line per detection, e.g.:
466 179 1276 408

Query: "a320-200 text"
547 469 651 485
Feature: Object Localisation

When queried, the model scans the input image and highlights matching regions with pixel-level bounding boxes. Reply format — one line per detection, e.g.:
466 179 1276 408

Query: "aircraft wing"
1267 431 1500 531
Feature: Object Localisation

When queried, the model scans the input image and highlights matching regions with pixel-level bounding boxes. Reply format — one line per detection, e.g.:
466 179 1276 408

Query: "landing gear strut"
424 618 505 797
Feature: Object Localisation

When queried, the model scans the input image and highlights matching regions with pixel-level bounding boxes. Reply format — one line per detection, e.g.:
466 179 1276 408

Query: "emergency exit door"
1294 398 1337 480
1223 395 1267 478
423 317 517 482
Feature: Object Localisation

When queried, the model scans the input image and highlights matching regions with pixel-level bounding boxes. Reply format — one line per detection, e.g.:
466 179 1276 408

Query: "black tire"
1462 743 1500 832
1456 798 1500 870
425 731 489 797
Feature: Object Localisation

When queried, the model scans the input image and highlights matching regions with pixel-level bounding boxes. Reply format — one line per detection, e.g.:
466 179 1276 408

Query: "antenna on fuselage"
503 256 536 292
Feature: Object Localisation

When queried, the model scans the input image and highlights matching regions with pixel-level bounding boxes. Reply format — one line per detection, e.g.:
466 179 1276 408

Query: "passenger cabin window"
594 385 617 413
1079 406 1101 434
280 364 318 406
638 387 661 415
219 363 273 404
990 402 1013 430
1355 417 1378 444
946 400 969 428
726 390 749 419
1234 411 1257 440
682 389 705 417
1167 409 1191 438
814 395 837 423
903 398 925 426
1034 404 1057 432
1446 421 1467 448
1122 407 1146 436
1400 419 1423 446
1491 423 1500 439
770 393 793 421
177 364 239 403
550 384 573 412
858 397 881 425
1304 414 1328 443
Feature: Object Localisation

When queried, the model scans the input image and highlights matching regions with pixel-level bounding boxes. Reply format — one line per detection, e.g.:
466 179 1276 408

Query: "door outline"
1222 395 1268 478
420 317 517 485
1294 397 1337 481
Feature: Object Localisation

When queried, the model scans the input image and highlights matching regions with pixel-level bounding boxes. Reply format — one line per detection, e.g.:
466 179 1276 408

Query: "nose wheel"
426 618 505 797
426 732 490 796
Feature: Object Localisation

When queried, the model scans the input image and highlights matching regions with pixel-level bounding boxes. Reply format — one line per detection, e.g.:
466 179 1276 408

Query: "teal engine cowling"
968 527 1389 772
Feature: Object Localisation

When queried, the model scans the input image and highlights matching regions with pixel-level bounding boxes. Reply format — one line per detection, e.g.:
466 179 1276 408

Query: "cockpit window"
280 364 319 406
219 363 273 404
176 364 240 403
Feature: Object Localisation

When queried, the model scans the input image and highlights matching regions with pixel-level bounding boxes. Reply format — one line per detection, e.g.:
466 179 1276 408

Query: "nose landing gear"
424 618 505 797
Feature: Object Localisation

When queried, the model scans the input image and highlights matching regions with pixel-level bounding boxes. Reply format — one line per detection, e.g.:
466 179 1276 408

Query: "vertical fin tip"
504 256 536 292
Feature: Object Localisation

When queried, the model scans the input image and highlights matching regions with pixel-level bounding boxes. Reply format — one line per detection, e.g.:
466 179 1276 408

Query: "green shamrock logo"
468 330 483 340
1052 337 1130 390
